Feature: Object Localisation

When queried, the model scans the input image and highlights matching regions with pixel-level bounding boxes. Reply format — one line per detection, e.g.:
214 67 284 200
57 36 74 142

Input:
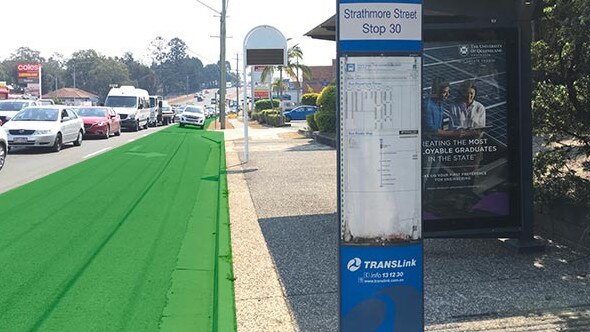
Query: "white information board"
339 3 422 41
340 56 422 242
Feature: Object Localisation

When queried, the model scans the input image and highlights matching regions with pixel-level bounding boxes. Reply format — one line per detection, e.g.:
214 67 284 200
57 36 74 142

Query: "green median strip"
0 123 236 331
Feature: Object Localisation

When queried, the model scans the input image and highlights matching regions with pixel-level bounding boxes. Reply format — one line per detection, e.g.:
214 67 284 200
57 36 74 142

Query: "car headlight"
128 113 135 119
96 121 105 126
35 129 52 134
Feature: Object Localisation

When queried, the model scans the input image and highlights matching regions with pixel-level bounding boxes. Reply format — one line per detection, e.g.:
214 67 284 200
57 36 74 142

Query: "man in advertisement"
422 41 509 221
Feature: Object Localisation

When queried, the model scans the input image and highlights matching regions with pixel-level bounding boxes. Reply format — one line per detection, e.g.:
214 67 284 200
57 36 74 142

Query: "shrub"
316 85 336 113
256 109 281 124
315 111 336 133
254 99 280 111
266 114 285 127
301 93 319 106
306 113 319 131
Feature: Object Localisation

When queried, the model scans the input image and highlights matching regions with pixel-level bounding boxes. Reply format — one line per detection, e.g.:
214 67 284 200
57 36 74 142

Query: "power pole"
219 0 227 129
235 53 240 115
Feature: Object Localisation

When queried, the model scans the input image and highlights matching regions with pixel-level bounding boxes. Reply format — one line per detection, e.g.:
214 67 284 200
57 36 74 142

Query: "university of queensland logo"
347 257 362 272
346 64 356 72
459 45 469 56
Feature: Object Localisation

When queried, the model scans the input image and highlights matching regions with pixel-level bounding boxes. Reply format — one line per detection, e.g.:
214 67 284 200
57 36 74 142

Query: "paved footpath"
221 118 590 332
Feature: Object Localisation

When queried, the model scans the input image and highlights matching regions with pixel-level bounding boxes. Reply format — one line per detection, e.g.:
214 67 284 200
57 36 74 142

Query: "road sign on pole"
337 0 424 330
243 25 287 163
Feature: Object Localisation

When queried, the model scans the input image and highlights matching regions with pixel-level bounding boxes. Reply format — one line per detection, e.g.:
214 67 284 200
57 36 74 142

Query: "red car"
75 106 121 138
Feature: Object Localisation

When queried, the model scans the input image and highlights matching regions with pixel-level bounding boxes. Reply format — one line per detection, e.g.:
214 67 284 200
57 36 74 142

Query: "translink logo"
346 257 418 272
347 258 362 272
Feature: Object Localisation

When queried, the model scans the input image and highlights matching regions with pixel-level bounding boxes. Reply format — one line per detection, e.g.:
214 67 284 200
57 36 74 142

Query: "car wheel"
143 120 149 129
0 143 6 171
73 130 83 146
52 133 62 152
104 125 110 139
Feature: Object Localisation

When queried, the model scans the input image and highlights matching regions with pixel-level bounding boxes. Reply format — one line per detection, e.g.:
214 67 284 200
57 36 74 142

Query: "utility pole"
195 0 227 129
219 0 227 129
235 53 240 115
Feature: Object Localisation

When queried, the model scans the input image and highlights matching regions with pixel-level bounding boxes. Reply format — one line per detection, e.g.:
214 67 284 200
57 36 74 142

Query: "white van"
104 86 150 131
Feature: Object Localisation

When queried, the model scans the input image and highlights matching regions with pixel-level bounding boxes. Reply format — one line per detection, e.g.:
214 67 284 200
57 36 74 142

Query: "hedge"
306 113 319 131
301 93 319 106
315 111 336 133
254 99 280 112
316 86 336 113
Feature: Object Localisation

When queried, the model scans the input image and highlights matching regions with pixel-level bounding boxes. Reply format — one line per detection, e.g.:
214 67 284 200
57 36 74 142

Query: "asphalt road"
0 124 171 194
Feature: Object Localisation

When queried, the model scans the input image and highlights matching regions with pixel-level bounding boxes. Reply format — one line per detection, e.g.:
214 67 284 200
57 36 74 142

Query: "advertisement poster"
252 65 270 99
340 56 422 243
340 244 423 331
421 41 509 220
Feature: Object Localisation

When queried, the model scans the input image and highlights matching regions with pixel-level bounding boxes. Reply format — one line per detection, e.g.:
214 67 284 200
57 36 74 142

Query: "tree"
532 0 590 206
148 36 169 66
66 50 101 90
260 42 312 102
167 38 188 63
88 59 131 102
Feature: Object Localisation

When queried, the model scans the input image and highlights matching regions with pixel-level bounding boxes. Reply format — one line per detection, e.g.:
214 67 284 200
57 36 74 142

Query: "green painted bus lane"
0 123 236 331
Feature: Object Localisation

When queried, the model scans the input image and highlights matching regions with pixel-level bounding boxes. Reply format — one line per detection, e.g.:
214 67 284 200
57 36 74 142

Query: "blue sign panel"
338 0 422 53
340 244 423 331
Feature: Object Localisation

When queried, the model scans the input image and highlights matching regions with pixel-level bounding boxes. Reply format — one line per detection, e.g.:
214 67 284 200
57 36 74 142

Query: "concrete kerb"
224 139 297 332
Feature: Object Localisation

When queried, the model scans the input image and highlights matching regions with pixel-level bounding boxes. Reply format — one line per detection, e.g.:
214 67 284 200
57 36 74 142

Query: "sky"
2 0 336 69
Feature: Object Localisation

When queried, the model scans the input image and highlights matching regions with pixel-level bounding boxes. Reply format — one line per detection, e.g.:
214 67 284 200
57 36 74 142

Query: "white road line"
83 147 112 159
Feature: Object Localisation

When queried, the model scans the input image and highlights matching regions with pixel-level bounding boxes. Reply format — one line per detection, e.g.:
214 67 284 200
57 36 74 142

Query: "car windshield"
76 108 107 117
104 96 137 108
11 108 58 121
0 101 29 111
184 107 203 114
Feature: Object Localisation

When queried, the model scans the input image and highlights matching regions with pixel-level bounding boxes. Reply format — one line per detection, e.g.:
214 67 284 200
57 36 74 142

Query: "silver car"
3 106 85 152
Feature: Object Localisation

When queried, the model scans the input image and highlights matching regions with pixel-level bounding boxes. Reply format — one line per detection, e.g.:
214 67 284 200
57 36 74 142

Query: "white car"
0 99 40 124
0 120 7 172
179 105 205 129
3 106 85 152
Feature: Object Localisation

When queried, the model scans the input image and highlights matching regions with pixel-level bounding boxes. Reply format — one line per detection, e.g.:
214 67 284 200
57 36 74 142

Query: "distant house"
303 59 336 93
42 88 99 106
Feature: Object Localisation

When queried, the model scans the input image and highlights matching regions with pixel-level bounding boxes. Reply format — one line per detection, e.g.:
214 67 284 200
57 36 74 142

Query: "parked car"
3 106 85 152
0 99 40 124
0 119 7 172
75 106 121 139
161 102 175 125
179 105 205 129
37 99 56 106
282 105 318 121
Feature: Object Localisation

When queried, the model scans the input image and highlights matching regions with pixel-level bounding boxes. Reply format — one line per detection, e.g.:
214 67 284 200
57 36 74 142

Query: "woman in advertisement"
449 80 487 131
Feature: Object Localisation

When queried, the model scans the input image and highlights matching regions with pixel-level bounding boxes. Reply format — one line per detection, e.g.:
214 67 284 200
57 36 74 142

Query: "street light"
71 61 93 89
195 0 227 129
45 73 58 91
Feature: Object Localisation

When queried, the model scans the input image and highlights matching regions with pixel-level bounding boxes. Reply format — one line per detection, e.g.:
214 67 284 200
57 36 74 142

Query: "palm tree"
260 41 312 105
